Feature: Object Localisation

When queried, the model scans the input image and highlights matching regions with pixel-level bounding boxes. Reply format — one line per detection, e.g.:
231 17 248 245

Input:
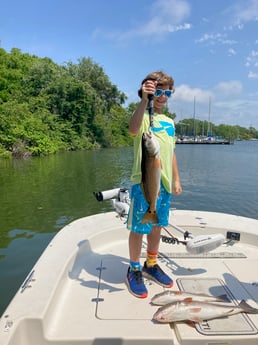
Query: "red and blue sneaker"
126 267 148 298
142 261 173 288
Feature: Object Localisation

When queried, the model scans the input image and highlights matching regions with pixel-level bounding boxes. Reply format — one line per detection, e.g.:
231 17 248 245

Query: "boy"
126 71 182 298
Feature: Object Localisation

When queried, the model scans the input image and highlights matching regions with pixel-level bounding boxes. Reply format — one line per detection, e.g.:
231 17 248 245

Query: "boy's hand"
141 80 157 101
173 180 182 195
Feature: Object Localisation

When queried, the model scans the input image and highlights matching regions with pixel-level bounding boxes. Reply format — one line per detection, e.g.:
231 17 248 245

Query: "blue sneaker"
142 261 173 288
126 267 148 298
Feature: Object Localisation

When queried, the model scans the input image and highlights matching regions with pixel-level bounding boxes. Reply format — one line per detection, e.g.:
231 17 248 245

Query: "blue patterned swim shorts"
127 183 171 235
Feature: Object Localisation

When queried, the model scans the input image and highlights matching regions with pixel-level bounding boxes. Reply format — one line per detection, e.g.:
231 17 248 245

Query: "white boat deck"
1 210 258 345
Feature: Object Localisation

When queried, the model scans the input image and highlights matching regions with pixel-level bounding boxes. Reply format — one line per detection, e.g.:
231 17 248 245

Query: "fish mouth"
143 132 152 139
152 315 167 323
152 316 164 323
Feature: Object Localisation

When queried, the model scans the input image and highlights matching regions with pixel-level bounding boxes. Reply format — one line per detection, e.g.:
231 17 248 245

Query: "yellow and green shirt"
130 112 176 193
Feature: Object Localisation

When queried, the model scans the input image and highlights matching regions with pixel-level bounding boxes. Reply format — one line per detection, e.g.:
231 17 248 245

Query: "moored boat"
176 136 234 144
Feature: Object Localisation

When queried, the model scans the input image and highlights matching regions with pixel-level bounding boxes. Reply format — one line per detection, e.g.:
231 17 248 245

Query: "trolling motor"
161 223 225 254
94 187 225 253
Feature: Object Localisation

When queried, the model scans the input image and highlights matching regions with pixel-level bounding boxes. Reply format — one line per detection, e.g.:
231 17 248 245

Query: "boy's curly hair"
138 71 175 98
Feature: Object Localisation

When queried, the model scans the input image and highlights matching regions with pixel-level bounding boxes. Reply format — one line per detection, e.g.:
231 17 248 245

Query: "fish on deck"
141 132 162 224
151 290 229 306
153 299 258 323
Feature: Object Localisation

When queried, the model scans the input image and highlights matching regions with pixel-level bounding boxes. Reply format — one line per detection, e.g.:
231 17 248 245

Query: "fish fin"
239 300 258 314
183 297 193 303
217 294 230 302
190 307 202 313
190 316 203 322
141 209 158 224
175 291 184 296
186 321 196 328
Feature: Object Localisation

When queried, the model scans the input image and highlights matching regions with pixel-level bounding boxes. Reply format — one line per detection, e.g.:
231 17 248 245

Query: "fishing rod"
146 77 157 130
147 94 154 129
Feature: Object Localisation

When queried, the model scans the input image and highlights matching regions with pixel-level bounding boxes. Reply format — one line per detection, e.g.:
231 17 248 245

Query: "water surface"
0 141 258 315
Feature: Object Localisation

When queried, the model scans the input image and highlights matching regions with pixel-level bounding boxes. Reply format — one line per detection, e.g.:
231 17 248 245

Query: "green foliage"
0 48 129 157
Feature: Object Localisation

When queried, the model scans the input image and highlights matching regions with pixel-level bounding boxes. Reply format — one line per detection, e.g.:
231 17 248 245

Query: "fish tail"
141 208 158 224
239 300 258 314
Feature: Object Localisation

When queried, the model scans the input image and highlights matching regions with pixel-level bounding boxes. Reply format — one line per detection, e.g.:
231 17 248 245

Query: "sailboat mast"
207 97 211 136
193 96 196 138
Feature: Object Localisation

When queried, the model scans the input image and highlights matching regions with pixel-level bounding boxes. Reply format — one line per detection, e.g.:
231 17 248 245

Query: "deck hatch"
176 278 258 335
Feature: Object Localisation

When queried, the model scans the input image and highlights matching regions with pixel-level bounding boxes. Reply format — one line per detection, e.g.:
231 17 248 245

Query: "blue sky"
1 0 258 129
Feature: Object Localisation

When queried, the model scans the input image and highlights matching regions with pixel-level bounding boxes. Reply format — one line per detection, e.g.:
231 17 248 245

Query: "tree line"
0 48 257 158
175 118 258 140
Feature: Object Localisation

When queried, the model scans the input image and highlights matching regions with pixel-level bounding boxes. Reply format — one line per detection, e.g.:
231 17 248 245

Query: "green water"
1 141 258 316
0 147 133 315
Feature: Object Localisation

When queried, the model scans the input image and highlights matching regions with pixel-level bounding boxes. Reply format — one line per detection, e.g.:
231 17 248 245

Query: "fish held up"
151 290 230 306
141 132 162 224
153 299 258 323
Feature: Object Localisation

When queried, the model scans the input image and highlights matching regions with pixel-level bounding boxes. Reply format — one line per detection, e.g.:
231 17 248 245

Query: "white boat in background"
1 189 258 345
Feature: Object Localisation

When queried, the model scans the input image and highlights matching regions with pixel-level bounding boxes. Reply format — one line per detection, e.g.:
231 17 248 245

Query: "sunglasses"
154 89 172 98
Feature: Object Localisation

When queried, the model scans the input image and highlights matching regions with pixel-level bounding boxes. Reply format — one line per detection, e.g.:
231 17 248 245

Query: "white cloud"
168 23 192 32
214 80 242 96
246 50 258 68
172 80 244 108
228 48 236 56
167 81 258 128
133 0 192 37
248 71 258 79
214 98 258 128
140 19 191 36
196 33 217 44
150 0 191 24
172 84 213 103
201 17 209 23
237 24 244 30
92 0 192 41
230 0 258 25
195 32 237 45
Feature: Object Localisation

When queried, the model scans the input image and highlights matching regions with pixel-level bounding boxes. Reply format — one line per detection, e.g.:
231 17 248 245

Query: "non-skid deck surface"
96 257 164 320
96 257 258 335
44 234 258 343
